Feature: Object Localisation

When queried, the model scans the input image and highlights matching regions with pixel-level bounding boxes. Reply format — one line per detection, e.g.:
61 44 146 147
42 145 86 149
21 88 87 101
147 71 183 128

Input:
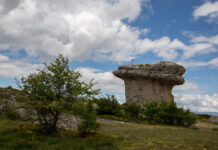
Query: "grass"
0 117 117 150
101 123 218 150
0 117 218 150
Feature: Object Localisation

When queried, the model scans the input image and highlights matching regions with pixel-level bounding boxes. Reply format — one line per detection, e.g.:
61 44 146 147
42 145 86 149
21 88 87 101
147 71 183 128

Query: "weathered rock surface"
113 61 186 105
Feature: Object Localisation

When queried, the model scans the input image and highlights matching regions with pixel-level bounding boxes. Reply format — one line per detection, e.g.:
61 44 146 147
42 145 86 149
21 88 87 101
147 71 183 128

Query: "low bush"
122 103 142 121
142 101 197 127
78 101 100 137
212 127 218 132
96 95 121 117
4 109 21 120
197 114 211 120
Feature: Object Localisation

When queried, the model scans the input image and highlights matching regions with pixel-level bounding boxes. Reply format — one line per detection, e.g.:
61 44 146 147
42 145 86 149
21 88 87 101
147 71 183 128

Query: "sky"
0 0 218 113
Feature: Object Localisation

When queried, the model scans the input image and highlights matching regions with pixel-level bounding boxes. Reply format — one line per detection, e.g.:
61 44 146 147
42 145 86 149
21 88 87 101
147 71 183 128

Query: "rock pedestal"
113 61 186 105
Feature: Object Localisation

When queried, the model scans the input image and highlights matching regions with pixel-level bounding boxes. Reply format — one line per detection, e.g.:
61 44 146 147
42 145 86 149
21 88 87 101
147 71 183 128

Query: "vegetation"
0 54 215 149
17 55 99 134
78 101 100 137
95 96 196 127
95 95 121 117
142 101 197 126
122 103 141 121
197 114 211 120
0 117 116 150
0 117 218 150
101 123 218 150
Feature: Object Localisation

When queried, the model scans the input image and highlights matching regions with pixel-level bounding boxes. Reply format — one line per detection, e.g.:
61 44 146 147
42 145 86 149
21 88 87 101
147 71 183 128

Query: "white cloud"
0 0 152 62
76 67 126 102
174 81 200 94
193 1 218 23
182 43 216 59
0 54 9 61
191 35 218 45
178 57 218 68
76 67 124 94
175 93 218 113
0 56 42 77
1 0 216 63
180 33 218 60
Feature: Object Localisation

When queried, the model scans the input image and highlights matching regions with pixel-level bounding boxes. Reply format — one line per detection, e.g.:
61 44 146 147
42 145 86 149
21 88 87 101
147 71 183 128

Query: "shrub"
142 101 159 124
96 95 121 116
78 102 100 137
142 101 197 127
122 103 141 121
0 99 21 120
197 114 211 120
4 108 21 120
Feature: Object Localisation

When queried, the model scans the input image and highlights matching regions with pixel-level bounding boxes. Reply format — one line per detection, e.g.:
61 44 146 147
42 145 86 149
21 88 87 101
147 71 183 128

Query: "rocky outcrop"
113 61 186 105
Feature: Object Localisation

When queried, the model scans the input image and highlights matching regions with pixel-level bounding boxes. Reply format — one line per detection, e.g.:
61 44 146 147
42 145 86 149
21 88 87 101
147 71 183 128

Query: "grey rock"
113 61 186 104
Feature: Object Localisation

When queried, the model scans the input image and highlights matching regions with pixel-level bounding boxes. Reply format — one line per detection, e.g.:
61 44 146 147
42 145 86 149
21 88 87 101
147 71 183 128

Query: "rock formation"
113 61 186 105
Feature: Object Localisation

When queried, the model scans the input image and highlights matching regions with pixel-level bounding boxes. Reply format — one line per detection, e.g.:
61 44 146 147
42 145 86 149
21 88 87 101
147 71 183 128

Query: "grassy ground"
101 123 218 150
0 117 218 150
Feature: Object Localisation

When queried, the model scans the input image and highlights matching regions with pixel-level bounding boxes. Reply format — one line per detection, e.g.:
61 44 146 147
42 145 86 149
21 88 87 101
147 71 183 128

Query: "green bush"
142 101 197 127
141 102 159 123
4 109 21 120
70 101 86 116
78 102 100 137
96 95 121 116
197 114 211 120
122 103 141 121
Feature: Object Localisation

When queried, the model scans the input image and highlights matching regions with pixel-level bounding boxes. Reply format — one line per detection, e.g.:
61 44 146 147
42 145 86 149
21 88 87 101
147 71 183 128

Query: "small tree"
18 54 99 133
78 101 99 137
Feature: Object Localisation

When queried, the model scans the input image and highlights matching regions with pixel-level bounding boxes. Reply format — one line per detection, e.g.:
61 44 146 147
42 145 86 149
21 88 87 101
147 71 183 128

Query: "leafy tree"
18 54 99 133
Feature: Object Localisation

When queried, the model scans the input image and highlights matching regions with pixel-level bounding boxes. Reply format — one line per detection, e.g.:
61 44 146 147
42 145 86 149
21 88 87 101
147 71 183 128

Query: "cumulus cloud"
193 1 218 23
175 93 218 113
191 35 218 45
182 43 216 59
0 0 150 62
0 0 21 13
178 57 218 68
76 67 124 94
0 0 217 64
180 32 218 60
174 81 200 94
0 54 42 77
0 54 10 61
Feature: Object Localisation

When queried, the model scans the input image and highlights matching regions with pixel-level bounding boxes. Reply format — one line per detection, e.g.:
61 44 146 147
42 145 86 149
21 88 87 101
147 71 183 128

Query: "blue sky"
0 0 218 113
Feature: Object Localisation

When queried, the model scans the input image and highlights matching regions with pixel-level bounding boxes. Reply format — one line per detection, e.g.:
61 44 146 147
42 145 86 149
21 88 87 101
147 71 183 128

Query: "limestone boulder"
113 61 186 104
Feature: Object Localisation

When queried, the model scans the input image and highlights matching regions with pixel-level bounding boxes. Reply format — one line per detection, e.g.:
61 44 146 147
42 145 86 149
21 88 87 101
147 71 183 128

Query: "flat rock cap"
113 61 186 85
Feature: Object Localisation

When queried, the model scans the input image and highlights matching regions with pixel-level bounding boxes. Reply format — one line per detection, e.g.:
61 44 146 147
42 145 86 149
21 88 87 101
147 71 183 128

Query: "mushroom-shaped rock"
113 61 186 105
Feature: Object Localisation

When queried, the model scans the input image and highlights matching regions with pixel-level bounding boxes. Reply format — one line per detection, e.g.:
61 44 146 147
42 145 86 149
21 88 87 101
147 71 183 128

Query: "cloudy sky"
0 0 218 113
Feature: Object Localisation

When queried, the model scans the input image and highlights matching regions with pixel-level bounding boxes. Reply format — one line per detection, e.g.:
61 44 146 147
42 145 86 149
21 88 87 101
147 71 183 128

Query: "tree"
77 101 99 137
18 54 99 133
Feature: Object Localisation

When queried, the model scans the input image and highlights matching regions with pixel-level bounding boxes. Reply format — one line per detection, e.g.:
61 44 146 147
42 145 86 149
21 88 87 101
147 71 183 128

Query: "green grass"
0 117 218 150
0 117 117 150
101 123 218 150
